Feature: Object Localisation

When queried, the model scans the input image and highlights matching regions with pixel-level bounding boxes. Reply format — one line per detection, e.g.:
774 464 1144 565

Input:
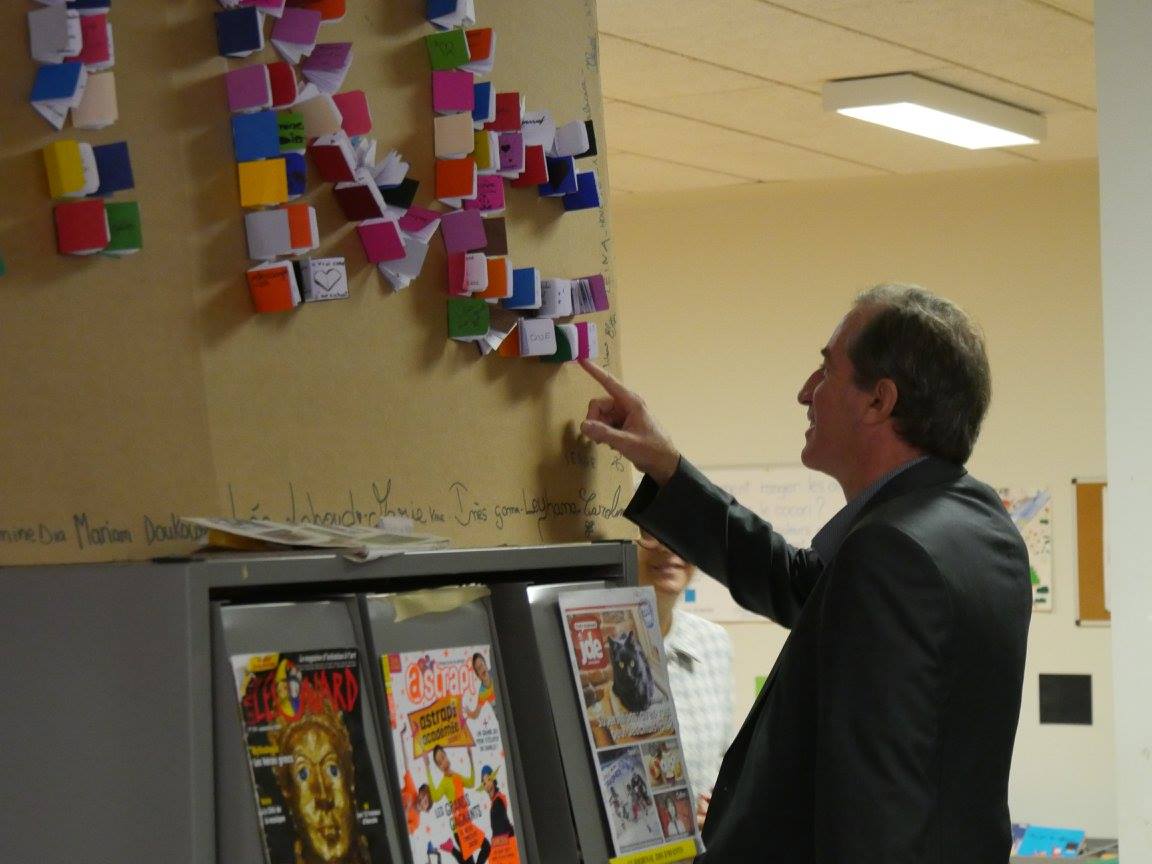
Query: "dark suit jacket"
626 457 1031 863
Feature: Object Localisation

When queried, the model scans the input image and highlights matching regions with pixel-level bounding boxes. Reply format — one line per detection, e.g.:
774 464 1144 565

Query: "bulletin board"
1073 479 1109 624
0 0 628 565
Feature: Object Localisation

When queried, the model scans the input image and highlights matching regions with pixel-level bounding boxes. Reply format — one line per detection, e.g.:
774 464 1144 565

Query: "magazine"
231 649 388 864
558 587 699 861
382 644 521 864
182 516 450 561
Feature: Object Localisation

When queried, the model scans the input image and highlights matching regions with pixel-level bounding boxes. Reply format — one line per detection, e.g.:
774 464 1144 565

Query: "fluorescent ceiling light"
823 73 1045 150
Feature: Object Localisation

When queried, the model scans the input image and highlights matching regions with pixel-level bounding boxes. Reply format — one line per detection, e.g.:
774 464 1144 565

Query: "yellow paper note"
43 140 84 198
237 159 289 207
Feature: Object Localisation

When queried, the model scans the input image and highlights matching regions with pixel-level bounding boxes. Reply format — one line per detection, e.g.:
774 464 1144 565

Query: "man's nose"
798 370 817 405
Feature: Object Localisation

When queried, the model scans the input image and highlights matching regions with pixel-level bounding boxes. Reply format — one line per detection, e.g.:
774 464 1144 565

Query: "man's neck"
840 445 927 501
656 591 677 637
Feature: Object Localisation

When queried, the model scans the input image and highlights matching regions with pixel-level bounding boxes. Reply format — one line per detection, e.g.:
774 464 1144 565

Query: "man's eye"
297 766 309 782
328 764 340 778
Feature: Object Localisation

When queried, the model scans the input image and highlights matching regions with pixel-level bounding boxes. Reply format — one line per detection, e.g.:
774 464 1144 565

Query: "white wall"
1097 2 1152 856
612 160 1117 835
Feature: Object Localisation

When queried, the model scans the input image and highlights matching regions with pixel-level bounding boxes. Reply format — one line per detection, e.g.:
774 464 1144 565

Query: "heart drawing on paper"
314 268 345 293
500 143 511 152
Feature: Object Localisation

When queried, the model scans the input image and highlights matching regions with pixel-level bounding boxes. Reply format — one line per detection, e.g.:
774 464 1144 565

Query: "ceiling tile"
597 0 933 84
603 100 883 181
599 34 767 102
605 153 757 193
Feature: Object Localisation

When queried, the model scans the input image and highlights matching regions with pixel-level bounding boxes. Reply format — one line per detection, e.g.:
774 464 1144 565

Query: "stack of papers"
180 517 450 562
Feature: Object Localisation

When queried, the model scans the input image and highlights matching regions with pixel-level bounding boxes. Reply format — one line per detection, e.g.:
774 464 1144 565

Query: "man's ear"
865 378 899 424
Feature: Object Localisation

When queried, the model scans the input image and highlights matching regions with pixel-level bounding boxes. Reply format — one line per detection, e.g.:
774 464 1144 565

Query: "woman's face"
473 655 489 680
434 748 451 773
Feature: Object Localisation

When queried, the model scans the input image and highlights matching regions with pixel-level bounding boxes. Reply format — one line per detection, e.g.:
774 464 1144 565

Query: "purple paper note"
273 7 321 45
440 209 486 254
303 42 352 73
497 132 524 173
432 70 475 113
226 65 270 112
579 274 609 312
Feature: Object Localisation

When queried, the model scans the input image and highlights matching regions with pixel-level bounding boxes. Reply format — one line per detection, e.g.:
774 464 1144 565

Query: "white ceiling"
597 0 1097 193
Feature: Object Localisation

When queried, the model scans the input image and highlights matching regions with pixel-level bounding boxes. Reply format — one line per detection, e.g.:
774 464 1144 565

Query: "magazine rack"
0 543 634 864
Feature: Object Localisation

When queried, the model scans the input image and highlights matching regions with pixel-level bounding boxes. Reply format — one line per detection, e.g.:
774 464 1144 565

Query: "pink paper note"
463 175 506 213
333 90 371 137
272 7 321 45
69 14 110 66
356 218 404 263
225 66 270 112
497 132 524 173
303 42 352 74
432 70 474 113
399 207 442 234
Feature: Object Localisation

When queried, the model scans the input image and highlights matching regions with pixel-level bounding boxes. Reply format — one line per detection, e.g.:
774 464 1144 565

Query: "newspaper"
180 517 450 561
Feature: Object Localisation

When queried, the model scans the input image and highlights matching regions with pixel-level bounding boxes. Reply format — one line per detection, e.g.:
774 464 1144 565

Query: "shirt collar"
810 456 927 564
665 609 701 664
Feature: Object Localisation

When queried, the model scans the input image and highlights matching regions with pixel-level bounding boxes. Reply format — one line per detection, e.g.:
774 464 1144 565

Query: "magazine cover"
231 649 388 864
382 645 521 864
558 587 700 861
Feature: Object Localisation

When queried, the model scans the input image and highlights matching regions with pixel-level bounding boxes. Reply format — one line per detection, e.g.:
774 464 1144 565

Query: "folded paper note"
543 323 578 362
272 7 321 64
92 141 133 196
333 89 372 136
440 208 486 254
299 256 349 301
510 145 547 188
302 42 353 92
232 110 282 162
482 216 507 255
463 251 488 294
575 321 600 359
71 70 117 129
538 278 574 317
380 177 419 210
295 89 343 137
462 174 505 215
539 156 577 197
103 200 142 256
571 274 610 314
245 0 288 17
29 5 81 64
287 0 345 21
377 234 430 290
434 112 476 159
552 120 591 158
278 111 306 152
284 152 307 197
398 207 442 244
563 170 602 211
497 132 525 176
215 7 264 57
43 140 88 199
503 267 541 310
427 0 475 30
245 204 319 259
462 27 495 76
237 158 289 207
472 130 498 172
334 176 388 221
520 109 556 150
432 70 474 114
308 130 357 181
447 296 489 340
246 261 301 313
435 157 477 204
69 13 113 70
356 218 405 263
471 81 495 126
476 255 511 301
518 318 556 357
425 29 470 71
226 65 272 113
267 61 299 108
54 198 109 255
30 62 87 130
485 92 522 132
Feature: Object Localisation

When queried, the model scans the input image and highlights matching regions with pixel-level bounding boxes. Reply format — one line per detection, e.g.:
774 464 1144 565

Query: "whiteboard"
680 465 844 623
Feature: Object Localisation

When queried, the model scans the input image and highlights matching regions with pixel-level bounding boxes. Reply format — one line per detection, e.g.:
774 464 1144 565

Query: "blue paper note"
284 152 307 198
503 268 541 310
232 111 282 162
215 7 262 57
92 142 134 196
538 156 577 197
563 170 601 211
472 81 493 124
68 0 112 9
31 62 84 102
426 0 456 20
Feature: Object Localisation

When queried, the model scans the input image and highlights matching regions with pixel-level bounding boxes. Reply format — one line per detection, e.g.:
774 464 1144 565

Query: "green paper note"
103 201 142 255
425 30 469 71
542 326 575 363
278 111 306 153
447 297 489 339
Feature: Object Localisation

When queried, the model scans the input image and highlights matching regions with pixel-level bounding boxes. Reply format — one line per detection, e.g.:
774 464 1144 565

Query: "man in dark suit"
579 284 1031 863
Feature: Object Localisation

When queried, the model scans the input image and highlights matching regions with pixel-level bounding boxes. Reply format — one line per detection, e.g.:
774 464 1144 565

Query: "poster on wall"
382 644 521 864
999 487 1054 611
684 465 844 623
558 586 700 862
231 649 388 864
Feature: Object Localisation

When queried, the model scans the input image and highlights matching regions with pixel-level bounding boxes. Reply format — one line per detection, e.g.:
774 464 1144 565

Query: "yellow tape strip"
390 585 491 622
608 839 697 864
